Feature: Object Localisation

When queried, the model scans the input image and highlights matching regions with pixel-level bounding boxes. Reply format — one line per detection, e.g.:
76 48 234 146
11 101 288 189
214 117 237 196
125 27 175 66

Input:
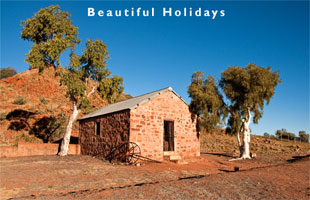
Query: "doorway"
163 120 174 151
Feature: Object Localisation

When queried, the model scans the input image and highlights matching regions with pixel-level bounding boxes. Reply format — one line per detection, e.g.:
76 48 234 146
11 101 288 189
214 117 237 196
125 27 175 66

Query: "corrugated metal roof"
79 87 187 120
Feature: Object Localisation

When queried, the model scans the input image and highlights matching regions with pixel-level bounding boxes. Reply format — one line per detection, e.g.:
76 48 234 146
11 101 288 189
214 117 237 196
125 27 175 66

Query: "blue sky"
1 1 309 136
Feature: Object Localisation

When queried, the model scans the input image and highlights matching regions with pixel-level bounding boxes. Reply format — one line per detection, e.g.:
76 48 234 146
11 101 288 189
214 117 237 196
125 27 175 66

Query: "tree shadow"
6 109 67 143
287 155 310 163
6 109 36 131
201 152 235 158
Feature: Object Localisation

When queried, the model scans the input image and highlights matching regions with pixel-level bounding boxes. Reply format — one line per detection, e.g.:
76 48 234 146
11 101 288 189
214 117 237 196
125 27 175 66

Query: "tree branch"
246 107 251 123
87 86 96 97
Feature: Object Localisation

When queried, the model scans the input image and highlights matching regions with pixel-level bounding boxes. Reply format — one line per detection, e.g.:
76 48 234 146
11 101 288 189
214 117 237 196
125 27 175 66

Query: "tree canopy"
188 72 226 133
58 39 123 156
61 39 123 110
21 5 80 72
98 75 124 104
188 64 281 134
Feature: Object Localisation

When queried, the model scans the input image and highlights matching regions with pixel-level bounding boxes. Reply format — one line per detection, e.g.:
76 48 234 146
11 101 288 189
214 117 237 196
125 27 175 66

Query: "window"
96 122 100 136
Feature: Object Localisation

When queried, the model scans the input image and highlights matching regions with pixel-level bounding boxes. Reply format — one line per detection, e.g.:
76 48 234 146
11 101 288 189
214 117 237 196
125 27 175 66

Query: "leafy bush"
13 96 27 105
0 67 17 79
29 105 35 111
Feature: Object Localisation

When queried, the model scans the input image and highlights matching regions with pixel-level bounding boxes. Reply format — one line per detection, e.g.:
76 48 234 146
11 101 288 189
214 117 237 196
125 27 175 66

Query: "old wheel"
119 142 141 164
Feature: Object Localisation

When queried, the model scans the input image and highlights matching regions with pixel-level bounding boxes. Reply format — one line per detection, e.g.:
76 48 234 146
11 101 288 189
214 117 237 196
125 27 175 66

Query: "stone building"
78 87 200 162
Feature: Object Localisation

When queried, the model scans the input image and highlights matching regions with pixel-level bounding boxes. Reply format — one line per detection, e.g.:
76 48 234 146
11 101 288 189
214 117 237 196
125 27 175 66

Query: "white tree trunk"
231 108 252 161
58 101 79 156
240 108 251 159
240 130 251 159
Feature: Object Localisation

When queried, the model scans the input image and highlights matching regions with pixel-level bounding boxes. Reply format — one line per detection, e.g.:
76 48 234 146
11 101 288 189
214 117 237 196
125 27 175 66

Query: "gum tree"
188 71 226 134
188 64 280 159
58 39 123 156
21 5 124 156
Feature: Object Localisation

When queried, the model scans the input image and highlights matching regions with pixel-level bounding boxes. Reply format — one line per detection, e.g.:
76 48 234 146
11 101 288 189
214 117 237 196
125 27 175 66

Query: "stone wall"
0 142 80 158
79 110 130 159
130 90 199 160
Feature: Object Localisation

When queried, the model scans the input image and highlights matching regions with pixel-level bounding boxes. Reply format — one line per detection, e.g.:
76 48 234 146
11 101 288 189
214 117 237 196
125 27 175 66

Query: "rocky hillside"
0 67 130 145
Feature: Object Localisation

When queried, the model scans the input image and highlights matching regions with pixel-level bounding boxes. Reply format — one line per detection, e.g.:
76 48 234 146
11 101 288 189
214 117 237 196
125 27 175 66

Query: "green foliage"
188 72 226 133
188 64 281 135
220 64 280 134
275 129 296 140
61 39 124 111
61 39 108 107
21 5 80 72
80 39 110 79
61 69 87 102
298 131 309 143
83 105 98 114
98 75 124 103
13 96 27 105
0 67 17 79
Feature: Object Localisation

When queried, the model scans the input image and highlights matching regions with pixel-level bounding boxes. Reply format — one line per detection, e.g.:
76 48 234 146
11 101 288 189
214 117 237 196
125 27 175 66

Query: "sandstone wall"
130 91 199 160
79 110 130 159
0 142 80 157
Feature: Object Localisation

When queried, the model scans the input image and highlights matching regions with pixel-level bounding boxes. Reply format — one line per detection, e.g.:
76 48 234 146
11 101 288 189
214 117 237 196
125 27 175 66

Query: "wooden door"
163 120 174 151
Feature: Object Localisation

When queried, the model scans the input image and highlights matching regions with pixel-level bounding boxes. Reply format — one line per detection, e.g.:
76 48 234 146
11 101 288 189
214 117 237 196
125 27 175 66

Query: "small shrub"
46 103 58 113
36 109 44 114
14 132 38 145
0 112 7 121
13 96 27 105
40 97 49 105
29 105 35 111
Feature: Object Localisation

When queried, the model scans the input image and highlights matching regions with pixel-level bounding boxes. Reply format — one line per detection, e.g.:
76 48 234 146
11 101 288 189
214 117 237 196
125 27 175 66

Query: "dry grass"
200 132 310 155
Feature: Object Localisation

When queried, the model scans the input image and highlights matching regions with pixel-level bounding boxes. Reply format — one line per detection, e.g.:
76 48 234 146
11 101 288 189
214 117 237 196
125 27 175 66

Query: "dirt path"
0 153 309 199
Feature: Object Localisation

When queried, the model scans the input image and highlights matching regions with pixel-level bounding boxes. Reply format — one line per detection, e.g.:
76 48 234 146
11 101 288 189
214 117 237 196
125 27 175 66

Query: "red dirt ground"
1 153 309 199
